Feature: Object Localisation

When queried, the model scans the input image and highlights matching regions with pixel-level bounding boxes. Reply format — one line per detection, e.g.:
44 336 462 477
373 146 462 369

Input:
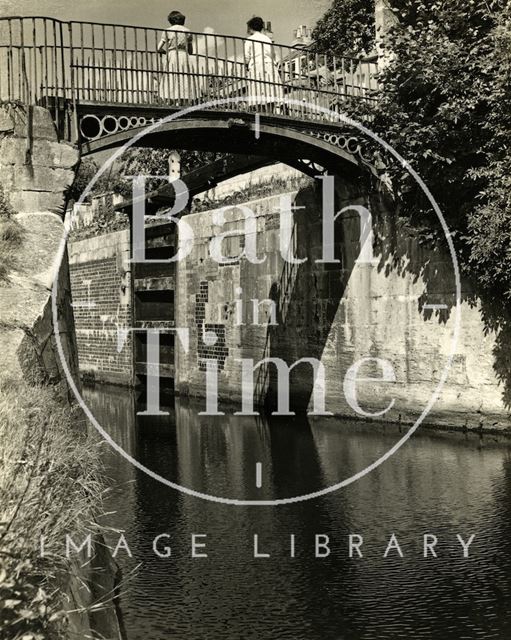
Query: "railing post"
19 18 27 104
68 22 79 144
31 18 37 106
50 19 59 129
101 24 107 102
59 20 68 137
5 21 10 100
143 27 149 104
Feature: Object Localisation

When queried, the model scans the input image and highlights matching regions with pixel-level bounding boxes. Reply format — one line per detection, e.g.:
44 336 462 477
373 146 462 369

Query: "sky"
0 0 330 45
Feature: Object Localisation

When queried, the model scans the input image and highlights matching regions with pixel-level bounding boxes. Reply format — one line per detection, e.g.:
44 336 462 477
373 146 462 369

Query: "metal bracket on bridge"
227 118 251 129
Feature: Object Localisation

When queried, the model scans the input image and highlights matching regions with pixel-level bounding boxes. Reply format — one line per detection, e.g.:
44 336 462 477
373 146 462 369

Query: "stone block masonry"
62 165 511 431
0 104 80 398
0 102 131 640
69 230 133 386
175 185 511 431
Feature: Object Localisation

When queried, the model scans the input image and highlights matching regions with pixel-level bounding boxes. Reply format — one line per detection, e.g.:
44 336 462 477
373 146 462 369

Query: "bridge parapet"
0 16 378 141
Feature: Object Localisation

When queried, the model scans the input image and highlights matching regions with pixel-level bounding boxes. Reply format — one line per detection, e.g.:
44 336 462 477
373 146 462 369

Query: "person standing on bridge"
244 16 283 112
158 10 196 105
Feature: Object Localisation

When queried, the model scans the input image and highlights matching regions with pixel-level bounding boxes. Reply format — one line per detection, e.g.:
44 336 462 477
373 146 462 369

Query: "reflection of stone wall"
0 105 80 398
69 230 132 385
176 185 511 430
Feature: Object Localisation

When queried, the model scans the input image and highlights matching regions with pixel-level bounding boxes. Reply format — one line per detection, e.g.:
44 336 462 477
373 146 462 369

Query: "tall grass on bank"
0 378 104 639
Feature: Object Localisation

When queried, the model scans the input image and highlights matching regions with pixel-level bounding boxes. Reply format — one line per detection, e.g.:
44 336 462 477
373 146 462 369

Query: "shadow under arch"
80 107 511 422
261 174 368 414
79 110 381 415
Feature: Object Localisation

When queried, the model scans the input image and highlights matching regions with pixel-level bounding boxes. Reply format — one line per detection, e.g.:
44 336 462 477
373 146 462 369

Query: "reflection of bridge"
0 17 379 159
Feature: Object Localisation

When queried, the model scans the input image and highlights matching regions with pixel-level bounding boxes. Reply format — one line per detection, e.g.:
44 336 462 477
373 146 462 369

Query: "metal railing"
0 16 379 131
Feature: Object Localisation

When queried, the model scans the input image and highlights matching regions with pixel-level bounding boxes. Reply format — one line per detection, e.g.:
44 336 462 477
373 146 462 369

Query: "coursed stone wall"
0 105 80 398
175 185 511 431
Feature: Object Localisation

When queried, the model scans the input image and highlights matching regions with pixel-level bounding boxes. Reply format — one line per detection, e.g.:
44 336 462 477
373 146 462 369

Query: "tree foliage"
314 0 511 301
115 148 221 196
312 0 375 57
71 149 221 203
69 149 224 239
68 158 123 203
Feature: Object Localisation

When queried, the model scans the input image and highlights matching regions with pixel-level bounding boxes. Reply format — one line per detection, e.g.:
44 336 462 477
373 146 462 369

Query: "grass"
0 377 105 639
192 173 313 213
0 187 24 283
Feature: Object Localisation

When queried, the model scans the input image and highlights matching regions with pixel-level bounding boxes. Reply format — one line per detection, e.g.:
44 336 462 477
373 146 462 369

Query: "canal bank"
0 104 124 639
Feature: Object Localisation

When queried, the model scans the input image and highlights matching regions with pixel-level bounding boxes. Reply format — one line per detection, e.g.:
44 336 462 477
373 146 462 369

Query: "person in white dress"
244 16 283 110
158 10 196 104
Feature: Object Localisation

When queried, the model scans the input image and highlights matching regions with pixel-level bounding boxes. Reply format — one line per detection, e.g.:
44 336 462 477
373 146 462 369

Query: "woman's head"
247 16 264 34
168 10 186 26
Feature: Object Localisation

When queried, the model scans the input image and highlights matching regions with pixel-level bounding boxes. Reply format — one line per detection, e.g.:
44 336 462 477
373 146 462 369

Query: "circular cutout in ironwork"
79 114 102 140
102 115 119 135
118 116 130 131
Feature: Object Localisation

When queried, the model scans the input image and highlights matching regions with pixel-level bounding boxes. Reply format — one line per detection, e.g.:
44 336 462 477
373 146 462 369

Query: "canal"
84 385 511 640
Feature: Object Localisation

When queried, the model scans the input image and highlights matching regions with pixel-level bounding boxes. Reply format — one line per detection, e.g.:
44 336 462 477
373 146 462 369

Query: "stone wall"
194 163 303 204
0 104 80 398
175 184 511 431
0 103 124 639
58 153 511 432
69 229 133 386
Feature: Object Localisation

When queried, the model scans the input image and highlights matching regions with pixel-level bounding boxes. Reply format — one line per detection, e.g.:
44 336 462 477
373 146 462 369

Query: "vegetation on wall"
192 174 312 213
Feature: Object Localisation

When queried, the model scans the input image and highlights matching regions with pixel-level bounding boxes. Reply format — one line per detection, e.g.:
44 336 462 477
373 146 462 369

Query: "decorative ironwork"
304 128 384 173
78 112 166 140
292 159 328 177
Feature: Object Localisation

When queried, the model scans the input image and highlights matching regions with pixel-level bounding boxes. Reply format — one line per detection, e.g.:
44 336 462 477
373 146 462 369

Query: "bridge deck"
0 17 378 141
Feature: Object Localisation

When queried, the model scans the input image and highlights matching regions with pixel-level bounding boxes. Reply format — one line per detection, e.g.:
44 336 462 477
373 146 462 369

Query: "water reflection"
84 385 511 640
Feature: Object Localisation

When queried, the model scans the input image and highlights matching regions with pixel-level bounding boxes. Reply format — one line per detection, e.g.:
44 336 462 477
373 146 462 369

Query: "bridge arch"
80 111 380 185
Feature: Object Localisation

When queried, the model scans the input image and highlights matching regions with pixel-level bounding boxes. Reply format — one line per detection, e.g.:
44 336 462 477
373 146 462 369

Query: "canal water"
84 385 511 640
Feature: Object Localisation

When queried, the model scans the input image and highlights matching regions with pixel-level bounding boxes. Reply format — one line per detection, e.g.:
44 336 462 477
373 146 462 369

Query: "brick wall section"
69 230 132 386
195 281 229 371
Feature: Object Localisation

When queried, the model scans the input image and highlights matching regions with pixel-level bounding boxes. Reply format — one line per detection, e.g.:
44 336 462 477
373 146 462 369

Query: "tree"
312 0 375 57
70 149 222 202
464 6 511 299
375 0 510 299
313 0 511 301
115 148 221 197
69 158 123 203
